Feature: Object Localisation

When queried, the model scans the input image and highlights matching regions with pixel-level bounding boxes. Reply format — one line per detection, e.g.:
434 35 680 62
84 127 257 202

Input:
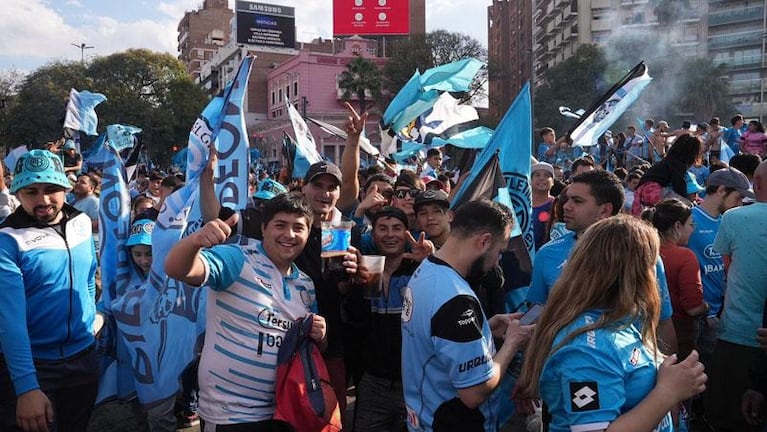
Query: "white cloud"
66 0 84 7
0 0 86 57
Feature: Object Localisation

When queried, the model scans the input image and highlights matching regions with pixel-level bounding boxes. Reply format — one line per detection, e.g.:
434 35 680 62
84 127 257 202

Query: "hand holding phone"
519 303 544 326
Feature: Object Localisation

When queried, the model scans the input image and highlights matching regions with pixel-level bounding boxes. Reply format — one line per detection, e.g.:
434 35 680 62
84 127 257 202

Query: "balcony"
722 54 763 71
729 78 762 95
708 30 763 50
708 6 764 27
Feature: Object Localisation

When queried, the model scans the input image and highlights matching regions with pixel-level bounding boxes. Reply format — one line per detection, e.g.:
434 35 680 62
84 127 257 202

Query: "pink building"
255 36 387 170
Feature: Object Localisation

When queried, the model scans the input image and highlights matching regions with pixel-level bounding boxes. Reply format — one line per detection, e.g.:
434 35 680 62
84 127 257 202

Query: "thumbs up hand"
194 212 240 248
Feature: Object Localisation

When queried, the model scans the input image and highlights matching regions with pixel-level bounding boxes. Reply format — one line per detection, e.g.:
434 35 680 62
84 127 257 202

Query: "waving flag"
380 58 484 155
286 98 322 169
63 88 107 136
307 116 381 158
398 92 481 145
106 124 142 153
567 62 652 147
4 145 28 172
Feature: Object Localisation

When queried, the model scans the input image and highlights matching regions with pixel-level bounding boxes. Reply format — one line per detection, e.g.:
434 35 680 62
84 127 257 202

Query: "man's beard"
466 252 490 283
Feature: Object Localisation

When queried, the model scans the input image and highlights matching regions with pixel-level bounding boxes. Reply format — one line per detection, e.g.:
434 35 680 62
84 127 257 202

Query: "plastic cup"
321 221 353 280
360 255 385 299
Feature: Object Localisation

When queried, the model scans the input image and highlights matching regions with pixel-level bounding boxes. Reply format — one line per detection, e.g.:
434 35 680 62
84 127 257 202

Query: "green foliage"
2 49 207 166
533 44 607 132
381 30 487 106
337 56 381 113
676 58 733 121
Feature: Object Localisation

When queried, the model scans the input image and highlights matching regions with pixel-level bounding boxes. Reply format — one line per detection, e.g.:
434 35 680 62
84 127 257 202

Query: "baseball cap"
420 175 446 191
126 218 155 247
531 162 555 177
63 139 76 150
414 189 450 212
10 150 72 194
253 178 288 200
304 161 342 185
685 171 704 195
707 167 755 199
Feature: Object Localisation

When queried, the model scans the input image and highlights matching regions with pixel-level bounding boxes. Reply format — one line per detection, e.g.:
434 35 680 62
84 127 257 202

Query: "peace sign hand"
343 102 368 142
402 231 434 262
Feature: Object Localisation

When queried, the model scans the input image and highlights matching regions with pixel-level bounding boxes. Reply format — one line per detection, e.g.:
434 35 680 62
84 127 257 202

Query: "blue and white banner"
4 145 28 172
286 98 322 172
567 62 652 147
63 88 107 136
106 124 142 153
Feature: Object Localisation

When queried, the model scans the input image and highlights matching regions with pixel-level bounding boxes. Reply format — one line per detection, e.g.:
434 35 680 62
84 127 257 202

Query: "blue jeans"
0 346 99 432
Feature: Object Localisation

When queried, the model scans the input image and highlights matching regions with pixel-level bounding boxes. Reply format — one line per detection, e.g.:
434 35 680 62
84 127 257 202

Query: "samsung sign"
235 1 296 49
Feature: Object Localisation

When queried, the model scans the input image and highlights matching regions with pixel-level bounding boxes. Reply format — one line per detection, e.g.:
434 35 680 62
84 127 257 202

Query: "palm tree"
338 56 381 112
678 58 733 120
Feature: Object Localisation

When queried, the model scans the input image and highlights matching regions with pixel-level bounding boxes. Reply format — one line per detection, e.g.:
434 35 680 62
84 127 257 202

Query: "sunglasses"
394 189 419 199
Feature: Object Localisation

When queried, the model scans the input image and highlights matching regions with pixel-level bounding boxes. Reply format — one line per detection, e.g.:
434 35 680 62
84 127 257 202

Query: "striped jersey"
198 236 317 425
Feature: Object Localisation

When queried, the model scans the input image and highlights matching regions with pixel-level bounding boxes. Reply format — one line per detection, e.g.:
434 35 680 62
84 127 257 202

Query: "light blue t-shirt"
714 203 767 348
540 311 672 432
526 232 673 321
401 256 500 432
688 206 725 316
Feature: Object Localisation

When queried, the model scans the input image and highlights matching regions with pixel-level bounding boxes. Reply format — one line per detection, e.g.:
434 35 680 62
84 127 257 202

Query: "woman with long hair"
643 199 708 359
631 133 701 216
519 216 706 432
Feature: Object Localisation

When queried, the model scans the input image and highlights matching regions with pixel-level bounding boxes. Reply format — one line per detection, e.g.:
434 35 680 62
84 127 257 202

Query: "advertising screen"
236 1 296 49
333 0 410 36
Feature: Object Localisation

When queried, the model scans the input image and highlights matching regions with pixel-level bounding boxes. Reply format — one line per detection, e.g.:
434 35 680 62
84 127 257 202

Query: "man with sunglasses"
391 173 424 231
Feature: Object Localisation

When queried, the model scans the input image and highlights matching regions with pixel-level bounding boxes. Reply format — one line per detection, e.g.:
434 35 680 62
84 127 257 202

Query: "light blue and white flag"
286 98 322 172
106 124 142 153
4 145 28 172
63 88 107 136
567 62 652 147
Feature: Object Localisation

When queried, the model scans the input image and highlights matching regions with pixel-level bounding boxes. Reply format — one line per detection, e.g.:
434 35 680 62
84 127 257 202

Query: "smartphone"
519 303 544 326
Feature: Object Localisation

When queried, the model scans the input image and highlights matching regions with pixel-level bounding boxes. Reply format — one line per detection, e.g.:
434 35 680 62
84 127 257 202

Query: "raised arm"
338 102 368 212
165 213 238 286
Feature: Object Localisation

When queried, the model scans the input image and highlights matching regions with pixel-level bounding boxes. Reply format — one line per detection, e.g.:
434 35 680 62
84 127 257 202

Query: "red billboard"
333 0 410 36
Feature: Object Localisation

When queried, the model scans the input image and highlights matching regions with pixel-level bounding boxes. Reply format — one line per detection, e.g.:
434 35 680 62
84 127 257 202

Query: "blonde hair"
519 215 661 396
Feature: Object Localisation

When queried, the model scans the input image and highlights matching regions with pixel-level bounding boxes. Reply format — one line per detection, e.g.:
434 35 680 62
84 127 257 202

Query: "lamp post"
71 42 94 65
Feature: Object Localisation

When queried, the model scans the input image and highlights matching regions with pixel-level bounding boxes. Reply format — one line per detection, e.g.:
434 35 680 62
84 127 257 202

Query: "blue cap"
127 219 154 247
685 171 704 195
253 179 288 200
10 150 72 194
63 139 76 150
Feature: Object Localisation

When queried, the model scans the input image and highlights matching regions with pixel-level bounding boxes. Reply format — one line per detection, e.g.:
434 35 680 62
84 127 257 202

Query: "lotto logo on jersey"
570 382 600 412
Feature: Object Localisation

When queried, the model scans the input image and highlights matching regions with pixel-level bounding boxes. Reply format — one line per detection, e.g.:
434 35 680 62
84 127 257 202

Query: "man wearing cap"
60 140 82 176
530 162 555 250
0 150 99 432
705 161 767 432
415 189 451 249
687 167 751 363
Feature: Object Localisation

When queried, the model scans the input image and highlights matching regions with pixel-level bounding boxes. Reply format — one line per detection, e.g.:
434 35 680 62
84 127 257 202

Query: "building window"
286 85 290 99
294 82 299 96
271 91 275 106
278 88 283 101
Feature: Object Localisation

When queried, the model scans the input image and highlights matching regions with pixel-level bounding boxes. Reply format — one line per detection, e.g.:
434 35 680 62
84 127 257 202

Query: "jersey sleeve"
713 214 733 257
430 294 494 389
527 250 551 305
200 243 246 291
547 344 625 431
0 234 39 395
655 258 673 321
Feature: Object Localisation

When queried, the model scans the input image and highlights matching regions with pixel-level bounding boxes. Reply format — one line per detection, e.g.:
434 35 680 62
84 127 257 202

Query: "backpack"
273 314 342 432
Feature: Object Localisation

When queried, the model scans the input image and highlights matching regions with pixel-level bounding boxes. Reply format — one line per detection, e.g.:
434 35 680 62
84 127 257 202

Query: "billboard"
333 0 410 36
236 1 296 49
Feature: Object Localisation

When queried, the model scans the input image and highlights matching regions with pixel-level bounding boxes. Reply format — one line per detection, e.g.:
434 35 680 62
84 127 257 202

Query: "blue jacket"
0 204 97 395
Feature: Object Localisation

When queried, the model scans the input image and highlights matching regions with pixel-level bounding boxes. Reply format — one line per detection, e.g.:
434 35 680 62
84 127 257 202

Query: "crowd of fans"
0 108 766 432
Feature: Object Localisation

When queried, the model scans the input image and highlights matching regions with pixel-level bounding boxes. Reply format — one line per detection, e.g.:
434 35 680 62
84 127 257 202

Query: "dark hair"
704 184 737 195
161 175 184 193
682 121 691 129
627 171 643 183
426 148 442 158
645 118 655 127
148 170 164 181
371 206 409 229
78 173 98 189
641 198 691 235
364 173 394 192
749 120 766 133
570 170 625 216
394 170 424 191
364 165 384 178
665 134 701 167
261 192 313 227
731 114 744 126
729 153 762 177
540 127 555 138
709 160 728 173
451 199 514 240
131 195 155 220
571 157 596 173
709 117 721 126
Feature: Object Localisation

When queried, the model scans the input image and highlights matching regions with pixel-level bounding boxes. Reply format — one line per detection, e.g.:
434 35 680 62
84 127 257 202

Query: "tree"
2 49 207 166
0 69 25 152
676 58 733 121
533 44 607 132
381 30 487 106
337 56 381 112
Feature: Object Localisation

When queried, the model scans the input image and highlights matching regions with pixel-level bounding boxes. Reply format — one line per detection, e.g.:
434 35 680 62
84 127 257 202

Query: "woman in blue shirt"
519 215 707 432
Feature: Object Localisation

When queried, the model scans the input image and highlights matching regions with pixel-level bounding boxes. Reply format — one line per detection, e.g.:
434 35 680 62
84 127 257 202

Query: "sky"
0 0 489 75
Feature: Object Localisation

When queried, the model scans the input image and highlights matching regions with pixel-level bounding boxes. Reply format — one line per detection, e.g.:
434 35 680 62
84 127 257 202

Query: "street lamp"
71 42 94 65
